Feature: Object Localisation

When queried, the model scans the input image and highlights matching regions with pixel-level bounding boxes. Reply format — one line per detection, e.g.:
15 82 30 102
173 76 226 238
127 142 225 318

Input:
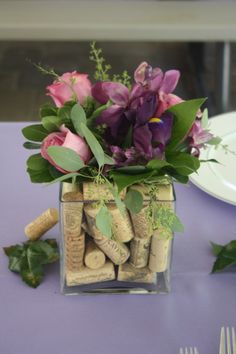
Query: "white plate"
190 111 236 205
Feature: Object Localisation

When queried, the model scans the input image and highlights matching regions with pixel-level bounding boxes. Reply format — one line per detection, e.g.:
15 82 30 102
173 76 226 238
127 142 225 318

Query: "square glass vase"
59 181 175 295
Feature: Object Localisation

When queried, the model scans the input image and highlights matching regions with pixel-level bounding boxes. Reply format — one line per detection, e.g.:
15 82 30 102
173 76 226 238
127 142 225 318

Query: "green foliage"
89 42 111 81
112 70 132 89
201 108 209 129
95 205 113 238
27 167 54 183
71 103 87 137
22 124 48 142
23 142 42 150
124 189 143 214
27 154 49 171
109 170 155 193
47 146 85 172
40 103 58 118
83 96 96 117
41 116 62 132
211 240 236 273
147 159 171 170
207 136 222 145
3 239 59 288
166 152 200 176
167 98 206 150
80 123 105 169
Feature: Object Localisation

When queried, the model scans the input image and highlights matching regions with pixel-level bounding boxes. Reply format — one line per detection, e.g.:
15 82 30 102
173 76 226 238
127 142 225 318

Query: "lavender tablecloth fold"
0 122 235 354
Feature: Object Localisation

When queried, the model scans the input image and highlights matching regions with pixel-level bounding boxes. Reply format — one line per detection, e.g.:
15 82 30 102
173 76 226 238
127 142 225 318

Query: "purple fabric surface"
0 122 235 354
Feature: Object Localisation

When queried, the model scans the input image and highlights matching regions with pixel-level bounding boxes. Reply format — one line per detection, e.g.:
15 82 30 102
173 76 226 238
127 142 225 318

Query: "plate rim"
190 111 236 206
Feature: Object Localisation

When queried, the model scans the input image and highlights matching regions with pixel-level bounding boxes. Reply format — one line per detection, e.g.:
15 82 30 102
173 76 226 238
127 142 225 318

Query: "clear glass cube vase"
59 181 175 295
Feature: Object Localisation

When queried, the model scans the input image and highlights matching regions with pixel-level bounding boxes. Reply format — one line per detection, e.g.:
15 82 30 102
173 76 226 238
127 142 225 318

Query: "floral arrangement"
22 43 219 237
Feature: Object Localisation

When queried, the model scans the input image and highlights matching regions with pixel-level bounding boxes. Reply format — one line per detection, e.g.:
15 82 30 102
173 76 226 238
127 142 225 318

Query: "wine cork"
62 189 84 271
84 205 130 265
65 231 85 272
109 205 134 243
83 182 126 201
129 237 151 268
148 231 172 273
24 208 59 240
61 182 81 200
117 263 156 284
66 261 115 286
131 183 174 201
130 204 153 239
84 241 106 270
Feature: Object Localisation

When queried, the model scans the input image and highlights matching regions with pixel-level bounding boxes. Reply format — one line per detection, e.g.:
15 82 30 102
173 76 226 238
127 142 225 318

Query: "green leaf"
110 170 154 193
47 146 85 172
42 116 62 132
211 240 236 273
71 103 87 136
166 152 200 176
147 159 171 170
124 189 143 214
40 103 57 118
200 159 219 164
83 96 96 117
22 124 49 142
207 136 222 145
201 108 209 129
96 206 113 238
4 239 59 288
46 172 82 186
58 102 75 120
167 98 206 150
210 242 224 256
104 154 115 165
116 166 147 174
26 154 49 171
27 167 54 183
23 142 42 150
80 123 105 168
171 214 185 232
20 266 43 288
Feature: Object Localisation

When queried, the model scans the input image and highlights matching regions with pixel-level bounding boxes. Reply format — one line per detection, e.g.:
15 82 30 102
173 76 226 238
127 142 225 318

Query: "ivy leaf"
47 146 85 172
3 239 59 288
124 189 143 214
23 142 42 150
167 98 206 150
80 123 105 168
71 103 87 137
211 240 236 273
210 242 224 256
96 206 112 238
27 153 49 171
22 124 48 142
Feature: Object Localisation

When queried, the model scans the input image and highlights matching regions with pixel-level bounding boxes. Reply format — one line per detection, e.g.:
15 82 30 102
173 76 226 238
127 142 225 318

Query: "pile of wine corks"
61 182 174 287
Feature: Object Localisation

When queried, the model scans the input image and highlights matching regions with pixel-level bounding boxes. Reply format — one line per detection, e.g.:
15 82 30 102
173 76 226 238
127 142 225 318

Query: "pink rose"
47 71 92 107
41 127 91 173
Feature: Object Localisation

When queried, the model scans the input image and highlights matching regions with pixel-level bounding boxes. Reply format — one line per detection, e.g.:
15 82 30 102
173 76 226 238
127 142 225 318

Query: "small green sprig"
89 42 111 81
3 239 59 288
32 62 59 79
112 70 132 89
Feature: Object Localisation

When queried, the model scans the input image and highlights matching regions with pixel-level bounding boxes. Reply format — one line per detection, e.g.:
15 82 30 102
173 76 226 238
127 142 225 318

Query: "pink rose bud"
46 71 92 107
41 128 91 173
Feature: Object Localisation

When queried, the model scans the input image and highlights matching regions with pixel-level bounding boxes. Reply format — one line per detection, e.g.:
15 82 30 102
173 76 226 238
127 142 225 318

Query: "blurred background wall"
0 0 235 121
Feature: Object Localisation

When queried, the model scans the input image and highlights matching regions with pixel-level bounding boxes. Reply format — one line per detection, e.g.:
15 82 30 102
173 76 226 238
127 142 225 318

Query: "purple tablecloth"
0 122 235 354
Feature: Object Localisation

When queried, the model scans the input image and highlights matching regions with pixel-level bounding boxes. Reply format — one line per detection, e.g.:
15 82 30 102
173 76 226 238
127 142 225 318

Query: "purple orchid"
134 61 182 117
